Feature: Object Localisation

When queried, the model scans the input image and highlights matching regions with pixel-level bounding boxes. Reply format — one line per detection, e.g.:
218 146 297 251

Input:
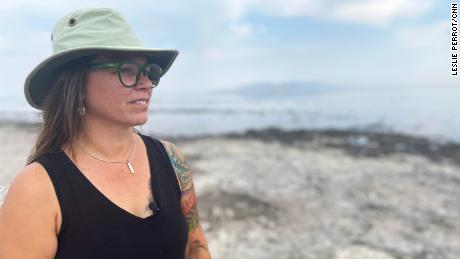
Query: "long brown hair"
27 56 93 164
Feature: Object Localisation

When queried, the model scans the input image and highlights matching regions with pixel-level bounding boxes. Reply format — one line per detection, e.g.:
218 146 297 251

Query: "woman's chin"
119 113 148 127
130 117 148 127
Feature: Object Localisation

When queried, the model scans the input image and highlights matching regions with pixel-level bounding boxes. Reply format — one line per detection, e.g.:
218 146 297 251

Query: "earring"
79 106 86 116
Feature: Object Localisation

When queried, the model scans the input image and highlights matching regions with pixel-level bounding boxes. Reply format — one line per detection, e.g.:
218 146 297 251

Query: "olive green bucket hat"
24 7 179 109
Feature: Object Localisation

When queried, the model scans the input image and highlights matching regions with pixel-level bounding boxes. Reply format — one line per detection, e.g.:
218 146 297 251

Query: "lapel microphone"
148 201 161 215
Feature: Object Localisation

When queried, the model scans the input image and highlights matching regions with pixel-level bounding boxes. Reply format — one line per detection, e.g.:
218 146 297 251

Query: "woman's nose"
134 73 153 90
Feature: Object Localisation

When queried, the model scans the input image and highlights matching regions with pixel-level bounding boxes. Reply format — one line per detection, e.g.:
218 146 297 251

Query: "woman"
0 8 210 259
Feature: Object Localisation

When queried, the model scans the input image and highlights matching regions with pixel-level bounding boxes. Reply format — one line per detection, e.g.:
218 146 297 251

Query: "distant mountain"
222 81 340 99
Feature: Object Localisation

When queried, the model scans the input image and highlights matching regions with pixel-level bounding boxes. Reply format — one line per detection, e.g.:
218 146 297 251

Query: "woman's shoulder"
136 133 186 165
1 162 58 221
137 132 174 150
0 162 59 257
7 162 56 203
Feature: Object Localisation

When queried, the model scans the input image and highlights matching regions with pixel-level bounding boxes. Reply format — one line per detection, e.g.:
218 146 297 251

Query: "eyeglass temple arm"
89 63 119 70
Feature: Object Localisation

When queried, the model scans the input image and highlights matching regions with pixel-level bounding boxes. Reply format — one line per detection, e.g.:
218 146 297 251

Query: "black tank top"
34 134 188 259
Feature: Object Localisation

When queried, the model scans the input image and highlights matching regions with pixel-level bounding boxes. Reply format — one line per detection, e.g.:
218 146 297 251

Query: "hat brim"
24 46 179 110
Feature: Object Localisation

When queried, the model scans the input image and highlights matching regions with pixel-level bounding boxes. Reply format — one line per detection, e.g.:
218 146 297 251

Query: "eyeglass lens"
119 62 162 87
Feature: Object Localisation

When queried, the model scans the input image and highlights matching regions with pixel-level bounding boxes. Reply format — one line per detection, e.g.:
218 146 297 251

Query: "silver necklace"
78 133 136 174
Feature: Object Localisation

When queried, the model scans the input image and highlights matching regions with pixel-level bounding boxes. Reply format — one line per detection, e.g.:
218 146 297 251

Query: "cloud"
331 0 434 26
228 23 254 39
0 0 450 98
394 20 450 48
0 36 11 49
223 0 435 26
174 44 274 90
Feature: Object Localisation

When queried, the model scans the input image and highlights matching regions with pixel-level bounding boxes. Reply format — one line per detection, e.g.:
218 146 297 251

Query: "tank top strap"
139 134 181 201
33 150 75 241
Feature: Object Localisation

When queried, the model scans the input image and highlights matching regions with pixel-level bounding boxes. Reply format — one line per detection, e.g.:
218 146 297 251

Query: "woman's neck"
76 117 137 161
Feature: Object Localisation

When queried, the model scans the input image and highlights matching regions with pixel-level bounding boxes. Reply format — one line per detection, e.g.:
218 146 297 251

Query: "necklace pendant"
127 161 135 174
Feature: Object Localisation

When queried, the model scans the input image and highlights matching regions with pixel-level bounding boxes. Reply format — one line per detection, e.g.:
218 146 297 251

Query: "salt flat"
1 124 459 258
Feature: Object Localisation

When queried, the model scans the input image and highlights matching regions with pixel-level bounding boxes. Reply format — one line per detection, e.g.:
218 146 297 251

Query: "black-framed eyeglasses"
89 60 163 88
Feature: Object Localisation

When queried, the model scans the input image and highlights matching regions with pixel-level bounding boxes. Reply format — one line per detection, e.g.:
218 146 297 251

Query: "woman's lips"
128 98 150 109
130 100 148 105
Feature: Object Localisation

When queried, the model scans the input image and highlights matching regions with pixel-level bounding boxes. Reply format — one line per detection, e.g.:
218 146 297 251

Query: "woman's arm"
161 140 211 259
0 163 58 259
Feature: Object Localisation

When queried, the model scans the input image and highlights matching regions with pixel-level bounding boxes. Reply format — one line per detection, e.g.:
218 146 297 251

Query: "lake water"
1 86 459 142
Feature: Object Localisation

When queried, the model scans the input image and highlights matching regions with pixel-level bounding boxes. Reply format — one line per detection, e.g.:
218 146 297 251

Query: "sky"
0 0 456 98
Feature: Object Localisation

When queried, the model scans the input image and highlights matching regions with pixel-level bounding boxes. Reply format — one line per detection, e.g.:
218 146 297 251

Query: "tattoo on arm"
192 239 208 252
184 200 199 232
162 141 200 232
